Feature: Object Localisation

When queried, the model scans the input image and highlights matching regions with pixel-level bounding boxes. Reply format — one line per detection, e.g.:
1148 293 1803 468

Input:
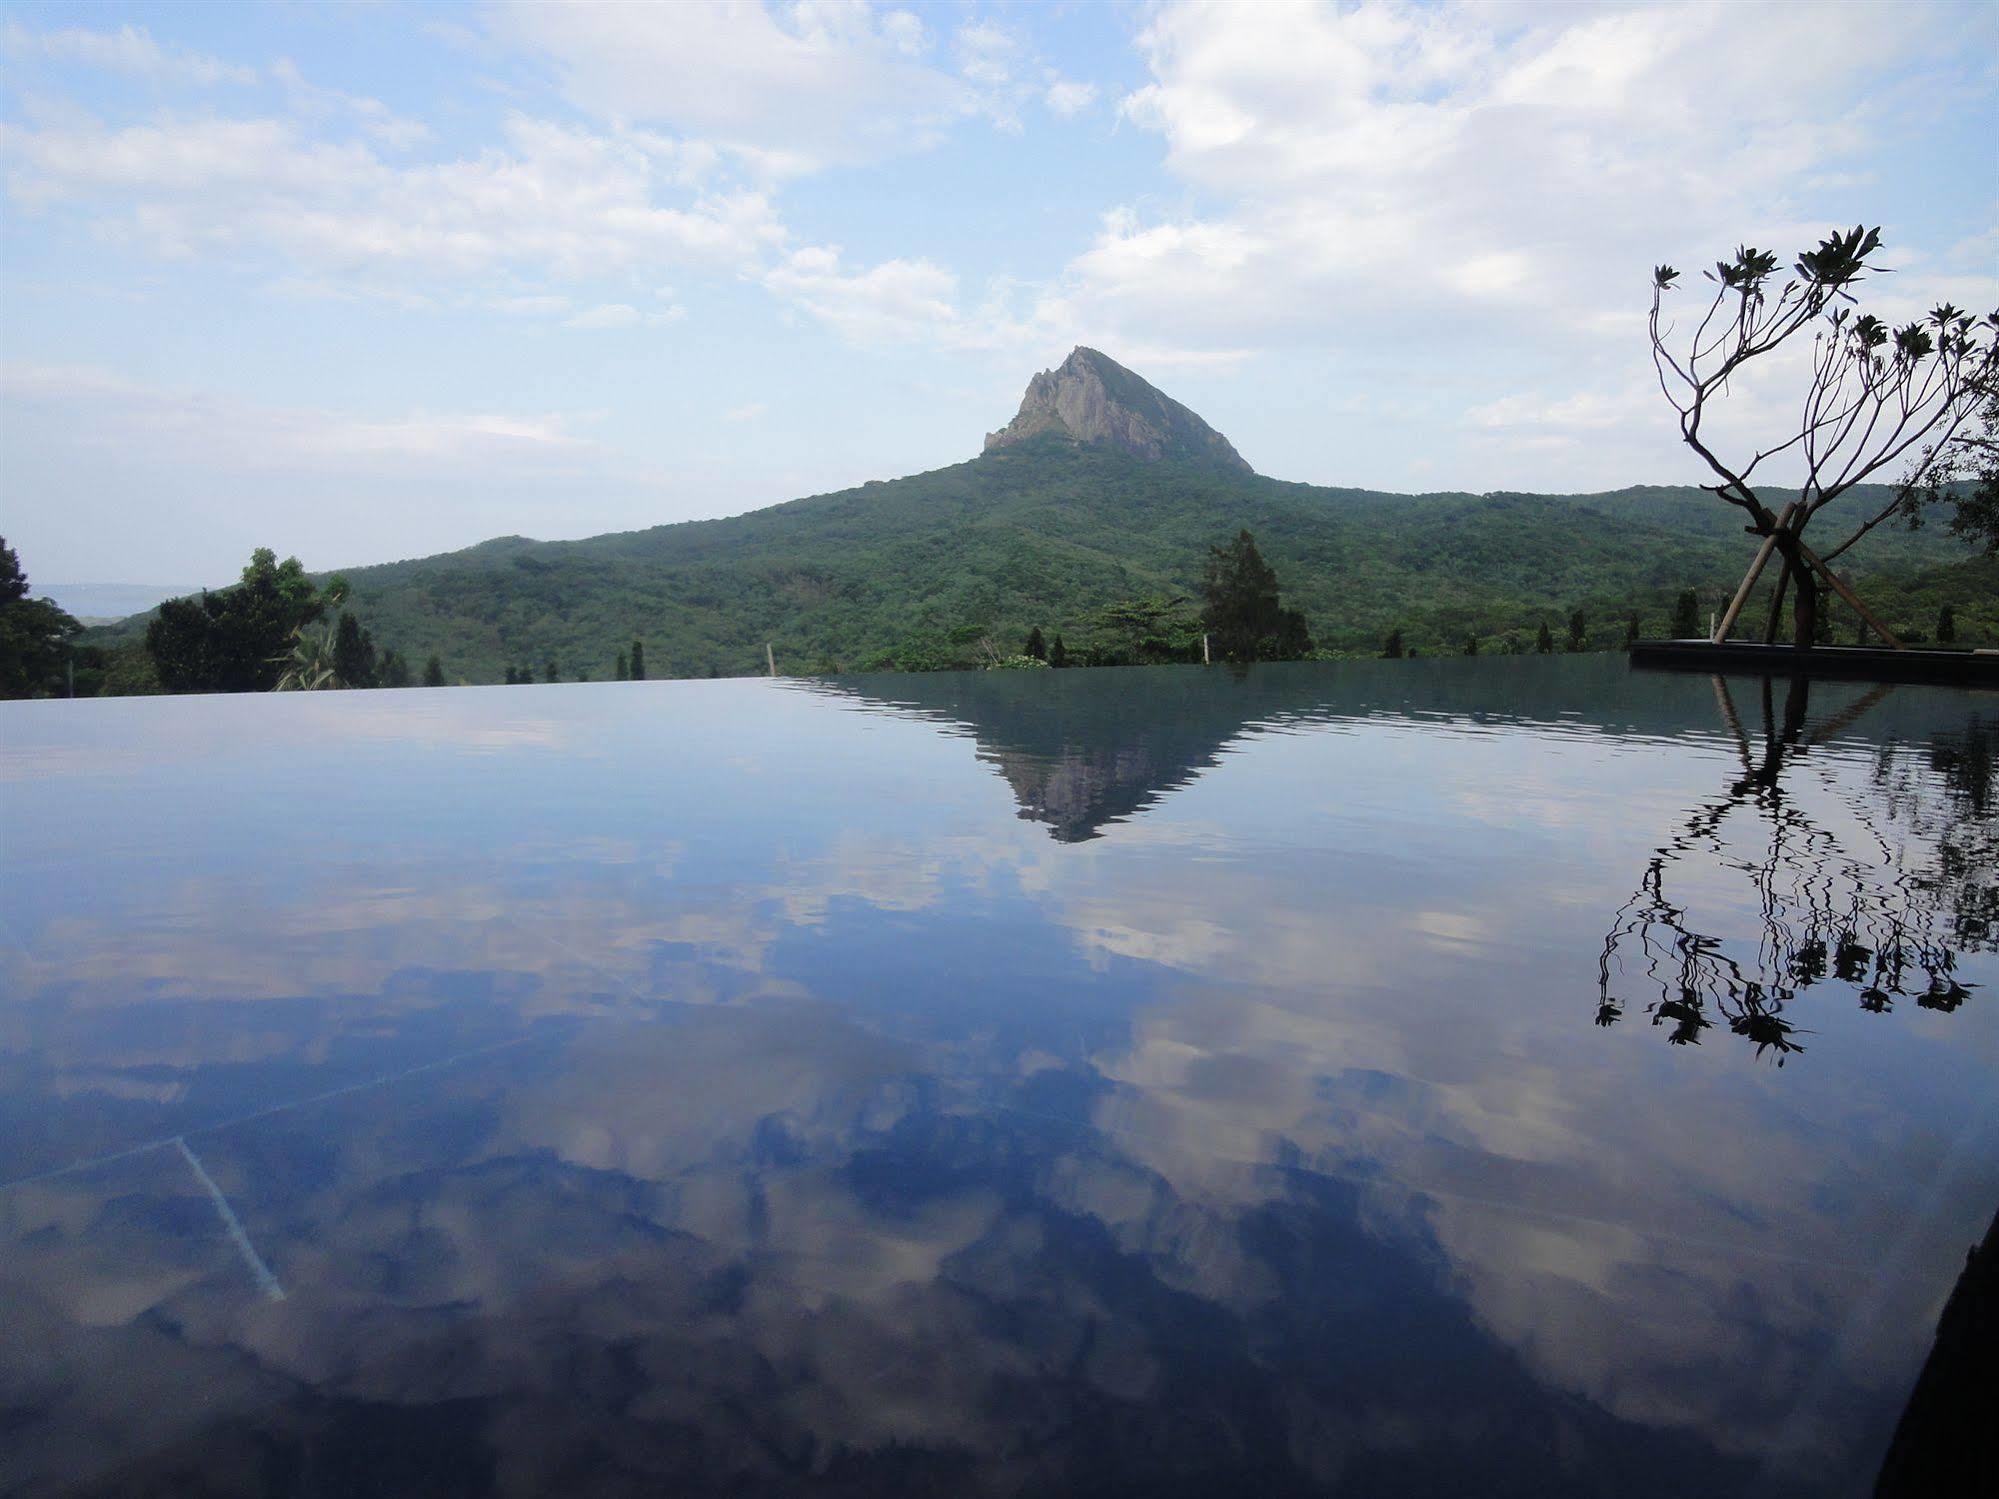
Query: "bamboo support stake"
1711 674 1752 767
1713 502 1796 643
1797 541 1904 649
766 642 776 676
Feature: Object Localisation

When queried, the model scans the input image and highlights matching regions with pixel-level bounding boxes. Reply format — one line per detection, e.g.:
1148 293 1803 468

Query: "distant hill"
36 582 203 624
83 350 1995 682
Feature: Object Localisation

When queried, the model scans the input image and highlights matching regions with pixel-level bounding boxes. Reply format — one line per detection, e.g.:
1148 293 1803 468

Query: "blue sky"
2 0 1994 587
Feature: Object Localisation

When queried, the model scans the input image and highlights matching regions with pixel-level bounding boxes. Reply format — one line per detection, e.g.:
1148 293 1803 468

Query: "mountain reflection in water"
1 657 1994 1498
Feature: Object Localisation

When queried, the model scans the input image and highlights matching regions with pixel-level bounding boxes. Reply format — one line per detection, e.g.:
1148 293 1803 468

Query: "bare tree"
1648 227 1998 648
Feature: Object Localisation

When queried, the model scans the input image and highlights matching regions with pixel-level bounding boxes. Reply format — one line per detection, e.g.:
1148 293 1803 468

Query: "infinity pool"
2 657 1992 1496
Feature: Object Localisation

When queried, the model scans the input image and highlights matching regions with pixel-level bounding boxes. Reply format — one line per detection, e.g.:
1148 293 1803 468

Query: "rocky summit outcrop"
983 347 1252 473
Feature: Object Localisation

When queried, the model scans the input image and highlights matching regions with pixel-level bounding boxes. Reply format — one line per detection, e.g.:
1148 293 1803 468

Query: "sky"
1 0 1994 588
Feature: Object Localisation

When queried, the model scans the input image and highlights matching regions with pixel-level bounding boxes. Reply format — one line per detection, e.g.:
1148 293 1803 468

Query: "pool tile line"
173 1136 286 1302
0 1033 542 1195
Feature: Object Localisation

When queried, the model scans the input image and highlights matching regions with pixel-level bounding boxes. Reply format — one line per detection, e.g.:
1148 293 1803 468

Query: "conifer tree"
1536 622 1553 654
333 612 378 688
423 654 445 687
1200 528 1311 661
1672 589 1701 638
630 639 646 680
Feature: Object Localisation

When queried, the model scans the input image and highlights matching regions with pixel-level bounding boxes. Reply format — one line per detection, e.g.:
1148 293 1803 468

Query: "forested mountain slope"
290 438 1986 681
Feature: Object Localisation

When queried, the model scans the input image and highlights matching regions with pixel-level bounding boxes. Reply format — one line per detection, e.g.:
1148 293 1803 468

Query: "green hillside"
84 435 1997 686
78 430 1995 689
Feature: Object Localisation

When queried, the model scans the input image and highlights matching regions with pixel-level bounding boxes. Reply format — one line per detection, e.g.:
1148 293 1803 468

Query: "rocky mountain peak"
983 347 1252 473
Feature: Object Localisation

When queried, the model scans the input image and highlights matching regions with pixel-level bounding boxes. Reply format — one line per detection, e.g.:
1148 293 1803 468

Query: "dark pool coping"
1629 641 1999 686
1874 1205 1999 1497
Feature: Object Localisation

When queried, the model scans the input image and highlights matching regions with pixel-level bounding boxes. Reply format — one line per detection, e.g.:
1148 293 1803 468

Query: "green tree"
1048 634 1068 668
1465 634 1480 656
423 654 445 687
379 649 411 688
615 650 629 681
1567 609 1587 652
1383 628 1404 659
1536 621 1553 654
1899 392 1999 555
1625 615 1641 648
1200 529 1311 661
148 548 329 693
545 659 559 684
1672 589 1701 638
0 537 81 699
1938 605 1957 644
1024 625 1047 660
274 622 338 690
1092 596 1199 665
630 639 646 680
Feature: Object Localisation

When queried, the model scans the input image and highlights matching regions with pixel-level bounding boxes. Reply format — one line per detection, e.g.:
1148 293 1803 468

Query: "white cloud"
566 303 643 329
269 56 433 150
1 21 256 88
1 362 588 463
1074 2 1960 345
564 301 685 329
724 402 769 422
0 108 785 283
763 245 971 346
494 293 574 316
954 22 1018 89
1466 388 1641 434
0 362 679 577
1044 79 1098 117
489 0 975 173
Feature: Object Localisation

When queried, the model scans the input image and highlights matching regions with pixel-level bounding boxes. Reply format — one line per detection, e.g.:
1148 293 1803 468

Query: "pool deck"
1630 640 1999 686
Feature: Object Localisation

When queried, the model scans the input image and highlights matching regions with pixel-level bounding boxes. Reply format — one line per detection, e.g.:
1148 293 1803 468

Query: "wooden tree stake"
1713 502 1796 643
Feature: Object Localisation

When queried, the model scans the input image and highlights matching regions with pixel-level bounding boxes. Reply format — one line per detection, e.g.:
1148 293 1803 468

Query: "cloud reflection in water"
1 659 1993 1496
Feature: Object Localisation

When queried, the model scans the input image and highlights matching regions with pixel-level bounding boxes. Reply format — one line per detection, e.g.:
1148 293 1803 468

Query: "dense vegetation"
0 537 81 698
60 435 1998 693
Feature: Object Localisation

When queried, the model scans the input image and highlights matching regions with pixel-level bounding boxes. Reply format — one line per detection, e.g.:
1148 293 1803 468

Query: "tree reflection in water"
1596 674 1992 1061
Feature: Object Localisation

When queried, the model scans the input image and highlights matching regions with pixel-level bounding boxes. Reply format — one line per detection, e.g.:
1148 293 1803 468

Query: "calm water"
1 657 1993 1497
